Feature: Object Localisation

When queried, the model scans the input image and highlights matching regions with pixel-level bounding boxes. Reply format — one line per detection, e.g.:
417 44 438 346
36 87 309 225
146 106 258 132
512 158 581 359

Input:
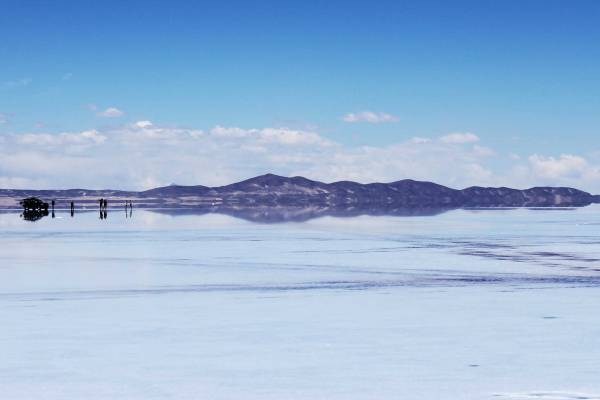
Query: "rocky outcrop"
460 186 594 207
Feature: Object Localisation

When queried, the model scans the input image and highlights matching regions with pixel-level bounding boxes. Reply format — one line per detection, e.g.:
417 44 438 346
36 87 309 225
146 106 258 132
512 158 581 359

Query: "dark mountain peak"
388 178 419 184
287 175 325 186
328 180 366 189
388 179 454 190
220 174 327 192
230 173 288 186
251 173 285 181
141 184 210 197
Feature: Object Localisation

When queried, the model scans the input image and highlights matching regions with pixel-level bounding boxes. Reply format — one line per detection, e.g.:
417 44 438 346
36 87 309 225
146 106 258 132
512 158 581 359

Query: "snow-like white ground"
1 207 600 399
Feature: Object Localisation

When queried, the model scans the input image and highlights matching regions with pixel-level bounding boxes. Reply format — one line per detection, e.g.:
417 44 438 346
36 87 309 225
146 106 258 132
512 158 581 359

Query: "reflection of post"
70 201 75 217
51 200 55 218
99 198 108 219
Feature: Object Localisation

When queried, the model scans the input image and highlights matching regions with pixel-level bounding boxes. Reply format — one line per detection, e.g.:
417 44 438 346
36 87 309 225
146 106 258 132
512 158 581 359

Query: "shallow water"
1 207 600 399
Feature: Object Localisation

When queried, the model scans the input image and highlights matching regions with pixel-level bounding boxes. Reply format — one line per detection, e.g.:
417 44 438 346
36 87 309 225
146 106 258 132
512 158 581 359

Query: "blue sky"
1 1 600 190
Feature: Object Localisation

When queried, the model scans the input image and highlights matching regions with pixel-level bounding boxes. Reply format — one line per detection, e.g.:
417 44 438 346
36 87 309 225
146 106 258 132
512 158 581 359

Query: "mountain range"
1 174 599 212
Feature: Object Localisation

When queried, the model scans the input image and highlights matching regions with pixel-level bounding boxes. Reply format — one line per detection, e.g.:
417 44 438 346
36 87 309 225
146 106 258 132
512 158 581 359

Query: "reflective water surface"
1 207 599 399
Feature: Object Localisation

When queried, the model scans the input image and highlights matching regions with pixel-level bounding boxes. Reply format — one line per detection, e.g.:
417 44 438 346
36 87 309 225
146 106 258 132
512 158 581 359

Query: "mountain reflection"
148 206 453 223
13 206 452 223
11 205 583 224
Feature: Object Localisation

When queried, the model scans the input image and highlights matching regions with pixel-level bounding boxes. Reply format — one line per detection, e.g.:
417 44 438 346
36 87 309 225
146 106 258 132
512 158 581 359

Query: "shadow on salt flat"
494 392 600 399
5 273 600 302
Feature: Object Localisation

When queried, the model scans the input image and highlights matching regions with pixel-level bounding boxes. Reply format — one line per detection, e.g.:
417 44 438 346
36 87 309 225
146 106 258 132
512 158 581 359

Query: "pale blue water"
1 207 600 399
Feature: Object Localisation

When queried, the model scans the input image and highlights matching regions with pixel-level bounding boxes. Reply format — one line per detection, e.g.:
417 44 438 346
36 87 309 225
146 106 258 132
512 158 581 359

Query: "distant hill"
0 173 598 209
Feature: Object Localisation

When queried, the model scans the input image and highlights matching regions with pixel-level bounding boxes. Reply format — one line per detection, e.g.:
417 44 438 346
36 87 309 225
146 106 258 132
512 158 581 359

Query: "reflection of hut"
21 209 49 221
20 197 49 211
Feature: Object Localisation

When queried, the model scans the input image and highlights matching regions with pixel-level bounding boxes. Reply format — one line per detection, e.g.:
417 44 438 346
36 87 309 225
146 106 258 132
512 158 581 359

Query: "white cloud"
295 140 497 186
439 132 480 144
501 154 600 191
528 154 589 180
0 152 95 179
98 107 125 118
122 121 203 143
472 144 495 157
210 125 333 147
134 120 153 129
211 125 251 138
0 176 43 189
0 112 10 125
259 127 332 146
14 130 107 147
2 122 600 193
464 163 493 181
342 111 399 123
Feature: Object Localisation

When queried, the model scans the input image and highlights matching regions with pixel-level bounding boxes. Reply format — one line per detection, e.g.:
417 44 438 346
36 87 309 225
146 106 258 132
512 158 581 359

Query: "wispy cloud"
409 137 431 144
341 111 399 123
97 107 125 118
439 132 480 144
0 112 11 125
62 72 73 81
3 78 32 88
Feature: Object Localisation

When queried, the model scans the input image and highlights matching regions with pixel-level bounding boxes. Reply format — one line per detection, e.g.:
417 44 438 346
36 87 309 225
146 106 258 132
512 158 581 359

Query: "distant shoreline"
1 174 599 209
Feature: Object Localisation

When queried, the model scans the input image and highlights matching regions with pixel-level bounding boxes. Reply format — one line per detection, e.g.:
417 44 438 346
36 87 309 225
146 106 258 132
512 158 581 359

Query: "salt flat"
1 207 599 399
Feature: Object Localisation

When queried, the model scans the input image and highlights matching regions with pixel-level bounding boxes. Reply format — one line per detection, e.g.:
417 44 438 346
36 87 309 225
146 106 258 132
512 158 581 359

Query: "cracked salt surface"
1 206 599 399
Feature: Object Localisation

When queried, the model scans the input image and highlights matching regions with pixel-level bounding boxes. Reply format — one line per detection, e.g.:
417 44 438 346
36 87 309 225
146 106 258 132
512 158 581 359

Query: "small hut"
20 197 49 211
